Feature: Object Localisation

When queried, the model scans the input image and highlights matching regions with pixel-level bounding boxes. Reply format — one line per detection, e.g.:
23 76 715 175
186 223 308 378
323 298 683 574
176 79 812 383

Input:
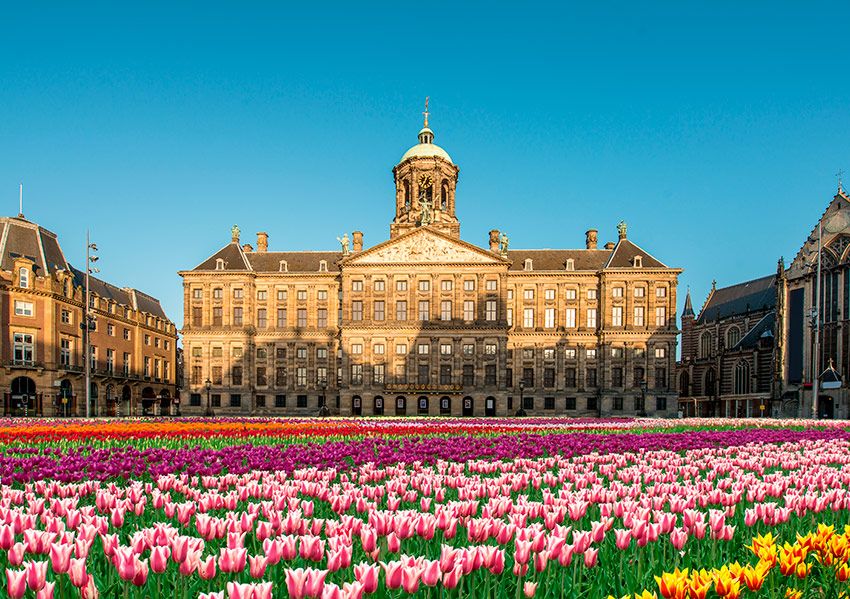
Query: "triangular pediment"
345 228 506 265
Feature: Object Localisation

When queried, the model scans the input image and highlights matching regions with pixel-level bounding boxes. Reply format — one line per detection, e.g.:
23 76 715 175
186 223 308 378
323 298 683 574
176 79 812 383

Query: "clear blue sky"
1 2 848 330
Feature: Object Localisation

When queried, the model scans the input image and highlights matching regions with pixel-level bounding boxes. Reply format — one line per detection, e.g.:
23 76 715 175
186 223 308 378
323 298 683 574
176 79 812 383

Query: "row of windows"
511 306 667 328
191 283 669 302
189 393 315 409
191 361 667 390
698 327 743 358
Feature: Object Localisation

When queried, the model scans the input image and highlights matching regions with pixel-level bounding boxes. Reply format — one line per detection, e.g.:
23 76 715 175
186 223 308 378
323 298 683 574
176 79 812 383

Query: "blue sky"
1 2 849 328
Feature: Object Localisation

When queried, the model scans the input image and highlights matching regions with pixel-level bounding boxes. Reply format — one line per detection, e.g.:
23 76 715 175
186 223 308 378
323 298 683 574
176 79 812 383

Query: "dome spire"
422 96 429 128
418 97 434 144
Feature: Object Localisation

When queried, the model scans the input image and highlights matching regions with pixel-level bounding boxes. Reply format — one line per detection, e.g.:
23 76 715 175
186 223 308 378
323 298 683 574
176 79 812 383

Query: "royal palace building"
179 115 682 417
0 214 178 417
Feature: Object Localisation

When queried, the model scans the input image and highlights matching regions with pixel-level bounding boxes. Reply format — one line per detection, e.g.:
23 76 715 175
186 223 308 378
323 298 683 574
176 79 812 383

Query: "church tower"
390 100 460 239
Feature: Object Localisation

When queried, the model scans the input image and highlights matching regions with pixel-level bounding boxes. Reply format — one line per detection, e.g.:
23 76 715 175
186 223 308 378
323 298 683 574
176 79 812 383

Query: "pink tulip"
132 559 149 586
380 560 403 590
285 568 310 599
614 528 632 550
386 532 400 553
583 547 598 568
198 555 217 580
198 593 224 599
218 547 247 573
26 560 48 591
80 574 99 599
68 558 88 588
150 546 170 574
36 581 55 599
442 565 462 589
524 581 538 598
353 562 379 593
421 559 441 586
401 564 423 594
342 581 365 599
0 525 15 550
248 554 268 578
305 568 328 598
8 543 25 567
6 568 27 599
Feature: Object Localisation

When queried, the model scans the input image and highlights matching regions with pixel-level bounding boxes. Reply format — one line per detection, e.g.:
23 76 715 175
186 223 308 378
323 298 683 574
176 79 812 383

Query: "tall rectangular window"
486 300 497 322
275 366 286 386
277 308 286 327
586 368 597 387
396 301 407 321
417 364 429 385
213 307 222 326
522 367 534 388
372 364 384 385
297 309 307 327
441 300 452 321
544 307 555 328
351 301 363 321
523 308 534 328
212 365 222 385
60 339 71 367
106 349 114 373
586 308 597 328
440 364 452 384
612 306 623 327
612 367 623 387
463 300 475 321
634 306 645 326
565 308 576 328
462 364 474 386
485 364 496 385
192 307 203 326
395 364 407 384
317 308 328 328
374 301 385 321
418 300 430 321
296 367 307 386
124 353 131 376
232 366 243 386
655 367 667 389
257 308 267 328
233 307 243 326
565 367 576 388
655 307 667 327
543 367 555 388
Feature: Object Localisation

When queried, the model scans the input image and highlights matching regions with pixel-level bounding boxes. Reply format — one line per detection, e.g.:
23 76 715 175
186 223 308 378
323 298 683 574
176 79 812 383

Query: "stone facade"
0 216 178 416
179 117 681 417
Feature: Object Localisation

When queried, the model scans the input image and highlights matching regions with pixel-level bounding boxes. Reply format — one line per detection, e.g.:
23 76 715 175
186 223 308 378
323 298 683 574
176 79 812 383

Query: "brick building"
0 215 178 416
179 114 681 417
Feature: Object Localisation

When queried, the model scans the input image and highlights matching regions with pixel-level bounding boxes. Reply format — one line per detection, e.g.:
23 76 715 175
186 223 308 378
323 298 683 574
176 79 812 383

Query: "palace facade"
0 215 178 416
179 116 682 417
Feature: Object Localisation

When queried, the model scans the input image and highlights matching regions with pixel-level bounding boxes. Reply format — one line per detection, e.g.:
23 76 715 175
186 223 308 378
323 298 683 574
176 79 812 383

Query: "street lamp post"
516 380 527 417
640 379 648 417
84 232 98 418
318 380 329 417
204 378 214 417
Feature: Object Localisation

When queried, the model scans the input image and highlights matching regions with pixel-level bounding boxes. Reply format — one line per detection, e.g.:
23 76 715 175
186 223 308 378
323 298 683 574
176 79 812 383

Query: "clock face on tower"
418 174 433 189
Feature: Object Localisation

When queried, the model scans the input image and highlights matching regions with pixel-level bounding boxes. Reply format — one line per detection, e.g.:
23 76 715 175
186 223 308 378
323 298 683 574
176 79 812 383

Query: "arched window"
318 260 327 272
279 260 288 272
679 371 690 397
524 259 533 271
633 256 643 268
440 180 449 210
734 360 750 394
403 180 411 209
699 332 712 359
215 259 225 271
726 326 741 348
704 368 716 397
565 259 575 271
19 267 29 288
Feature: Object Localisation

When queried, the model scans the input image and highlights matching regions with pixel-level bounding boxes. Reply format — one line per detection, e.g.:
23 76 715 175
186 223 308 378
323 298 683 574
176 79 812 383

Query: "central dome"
399 126 453 163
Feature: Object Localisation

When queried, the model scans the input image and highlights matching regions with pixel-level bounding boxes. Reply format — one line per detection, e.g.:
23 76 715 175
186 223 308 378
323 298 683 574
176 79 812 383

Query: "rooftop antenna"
18 183 23 218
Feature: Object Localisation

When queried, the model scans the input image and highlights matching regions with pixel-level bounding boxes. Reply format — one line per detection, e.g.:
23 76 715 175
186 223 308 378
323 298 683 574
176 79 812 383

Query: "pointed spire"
682 286 695 318
423 96 430 128
418 97 434 144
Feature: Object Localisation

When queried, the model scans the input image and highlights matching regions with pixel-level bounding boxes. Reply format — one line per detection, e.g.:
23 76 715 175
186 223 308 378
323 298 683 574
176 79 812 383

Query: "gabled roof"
605 238 668 269
192 243 251 271
505 249 612 271
787 191 850 279
696 274 776 323
732 310 775 351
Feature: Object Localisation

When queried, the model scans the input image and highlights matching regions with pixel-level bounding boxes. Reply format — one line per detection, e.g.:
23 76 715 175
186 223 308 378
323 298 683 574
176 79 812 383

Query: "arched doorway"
485 396 496 417
679 371 690 397
58 380 74 417
9 376 38 417
373 395 384 416
417 396 429 415
89 383 99 418
462 396 474 417
105 384 117 417
352 395 362 416
159 389 172 416
395 396 407 416
121 385 132 417
439 396 451 415
141 387 156 416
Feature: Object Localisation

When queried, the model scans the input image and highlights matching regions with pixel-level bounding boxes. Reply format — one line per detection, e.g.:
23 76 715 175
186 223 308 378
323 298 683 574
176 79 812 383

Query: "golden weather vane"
423 96 430 128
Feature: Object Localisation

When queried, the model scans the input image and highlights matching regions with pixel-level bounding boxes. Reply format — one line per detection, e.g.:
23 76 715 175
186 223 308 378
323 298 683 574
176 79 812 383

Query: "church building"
179 110 682 417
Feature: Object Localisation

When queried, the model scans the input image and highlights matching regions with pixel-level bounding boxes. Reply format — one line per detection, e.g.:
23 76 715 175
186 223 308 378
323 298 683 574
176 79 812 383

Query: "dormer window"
215 258 225 270
318 260 328 272
565 258 575 271
633 256 643 268
279 260 288 272
523 259 533 271
19 267 29 288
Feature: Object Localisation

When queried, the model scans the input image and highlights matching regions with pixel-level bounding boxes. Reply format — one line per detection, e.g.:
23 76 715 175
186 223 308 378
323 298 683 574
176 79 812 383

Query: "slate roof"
248 251 343 272
0 217 71 275
606 239 668 268
697 275 776 324
505 249 612 271
193 243 251 271
0 216 170 321
732 310 775 351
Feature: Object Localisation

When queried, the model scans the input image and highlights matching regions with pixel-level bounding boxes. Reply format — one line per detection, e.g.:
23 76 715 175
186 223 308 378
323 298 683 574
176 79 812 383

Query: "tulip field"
0 418 850 598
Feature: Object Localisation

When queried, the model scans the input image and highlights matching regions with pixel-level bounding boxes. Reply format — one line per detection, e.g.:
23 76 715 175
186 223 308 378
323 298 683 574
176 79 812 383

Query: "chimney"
585 229 598 250
352 231 363 253
256 232 268 253
242 243 253 253
489 229 500 253
604 241 615 250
